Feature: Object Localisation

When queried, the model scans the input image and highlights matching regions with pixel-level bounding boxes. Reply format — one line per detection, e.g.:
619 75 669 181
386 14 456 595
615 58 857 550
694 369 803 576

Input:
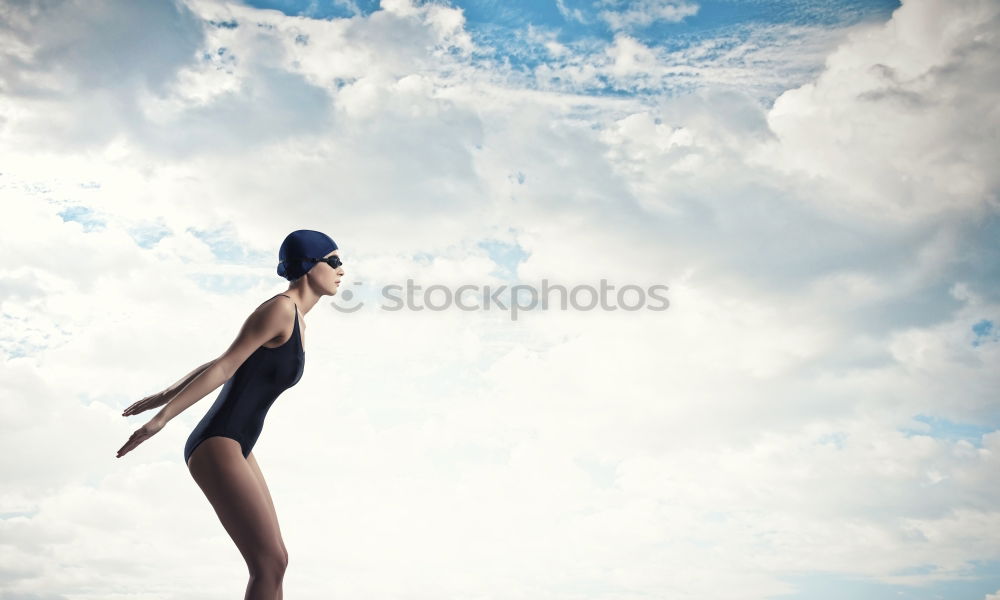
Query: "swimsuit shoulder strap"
255 293 295 311
277 294 299 322
282 297 300 343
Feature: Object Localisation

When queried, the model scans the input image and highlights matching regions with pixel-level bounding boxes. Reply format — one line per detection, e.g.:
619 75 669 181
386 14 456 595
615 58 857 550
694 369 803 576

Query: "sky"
1 0 999 598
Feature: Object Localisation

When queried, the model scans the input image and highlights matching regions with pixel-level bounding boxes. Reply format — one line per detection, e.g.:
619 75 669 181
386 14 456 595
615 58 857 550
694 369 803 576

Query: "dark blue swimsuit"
184 294 305 464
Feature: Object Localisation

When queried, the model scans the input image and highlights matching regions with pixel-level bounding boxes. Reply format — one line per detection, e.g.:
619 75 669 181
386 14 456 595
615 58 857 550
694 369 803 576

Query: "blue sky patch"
239 0 901 102
478 237 529 279
243 0 380 19
241 1 900 37
774 559 1000 600
127 221 172 249
186 225 271 264
971 319 997 347
900 414 997 448
57 205 106 232
816 431 847 449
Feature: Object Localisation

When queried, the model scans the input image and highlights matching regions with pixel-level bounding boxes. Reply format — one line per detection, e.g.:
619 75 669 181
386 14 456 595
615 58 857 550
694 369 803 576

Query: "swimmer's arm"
152 298 295 426
163 360 216 397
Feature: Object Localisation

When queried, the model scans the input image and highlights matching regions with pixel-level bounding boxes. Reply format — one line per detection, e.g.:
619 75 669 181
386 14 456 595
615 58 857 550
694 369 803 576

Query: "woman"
116 229 344 599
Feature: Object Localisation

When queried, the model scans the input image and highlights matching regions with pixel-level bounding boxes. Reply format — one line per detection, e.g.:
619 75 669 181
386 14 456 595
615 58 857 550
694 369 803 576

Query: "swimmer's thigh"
187 437 285 567
246 451 287 557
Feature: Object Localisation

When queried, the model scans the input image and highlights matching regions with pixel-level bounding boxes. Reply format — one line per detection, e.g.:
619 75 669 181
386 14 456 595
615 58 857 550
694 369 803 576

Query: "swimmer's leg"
247 451 288 600
187 437 287 600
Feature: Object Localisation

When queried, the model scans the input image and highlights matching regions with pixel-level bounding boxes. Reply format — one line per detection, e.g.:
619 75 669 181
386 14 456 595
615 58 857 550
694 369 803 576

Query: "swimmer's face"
319 249 344 295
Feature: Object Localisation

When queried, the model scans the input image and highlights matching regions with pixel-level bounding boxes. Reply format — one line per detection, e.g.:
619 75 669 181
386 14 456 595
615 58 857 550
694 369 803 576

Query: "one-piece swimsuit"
184 294 305 464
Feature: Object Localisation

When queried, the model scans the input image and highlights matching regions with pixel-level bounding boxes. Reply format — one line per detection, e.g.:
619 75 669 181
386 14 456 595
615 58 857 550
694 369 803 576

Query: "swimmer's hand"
121 390 171 417
116 416 165 458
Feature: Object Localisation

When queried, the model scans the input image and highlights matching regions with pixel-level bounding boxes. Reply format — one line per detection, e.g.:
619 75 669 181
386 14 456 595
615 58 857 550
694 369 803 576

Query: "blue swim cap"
277 230 338 281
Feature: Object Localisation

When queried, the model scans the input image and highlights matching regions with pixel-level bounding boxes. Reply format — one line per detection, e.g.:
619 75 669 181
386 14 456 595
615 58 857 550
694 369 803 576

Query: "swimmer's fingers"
116 429 146 458
121 391 169 417
121 393 159 416
116 428 150 457
121 397 150 417
115 418 165 458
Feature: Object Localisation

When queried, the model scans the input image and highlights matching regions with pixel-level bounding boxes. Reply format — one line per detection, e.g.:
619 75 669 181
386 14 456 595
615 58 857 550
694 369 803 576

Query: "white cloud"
555 0 588 25
0 0 207 151
598 0 700 32
531 22 868 100
758 0 1000 224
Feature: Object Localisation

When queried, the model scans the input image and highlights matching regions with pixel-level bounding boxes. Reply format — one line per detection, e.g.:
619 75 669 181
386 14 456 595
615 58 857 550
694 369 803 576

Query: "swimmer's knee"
248 547 288 579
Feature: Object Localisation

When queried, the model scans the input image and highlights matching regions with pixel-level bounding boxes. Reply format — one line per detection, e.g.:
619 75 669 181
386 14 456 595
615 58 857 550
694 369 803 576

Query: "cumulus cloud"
0 0 207 150
759 0 1000 224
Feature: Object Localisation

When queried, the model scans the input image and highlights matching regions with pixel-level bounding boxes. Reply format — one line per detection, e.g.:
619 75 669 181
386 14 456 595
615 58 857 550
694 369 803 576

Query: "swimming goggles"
302 255 343 269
